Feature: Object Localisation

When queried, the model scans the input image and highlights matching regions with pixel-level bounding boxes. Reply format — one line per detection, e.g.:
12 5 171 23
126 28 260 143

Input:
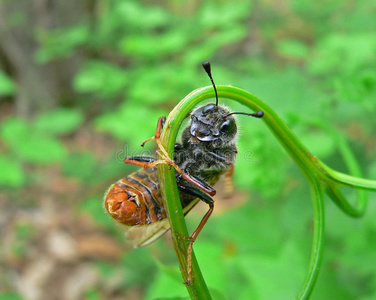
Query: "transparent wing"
125 198 200 248
125 219 171 248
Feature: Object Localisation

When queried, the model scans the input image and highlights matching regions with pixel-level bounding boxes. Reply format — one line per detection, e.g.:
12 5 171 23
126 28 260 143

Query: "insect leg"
177 179 214 205
177 171 216 197
123 156 168 169
139 116 216 196
124 156 156 163
127 117 176 169
179 184 214 285
178 173 216 196
224 163 235 196
140 116 166 147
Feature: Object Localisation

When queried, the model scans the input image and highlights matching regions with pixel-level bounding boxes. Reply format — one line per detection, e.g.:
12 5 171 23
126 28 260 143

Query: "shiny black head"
189 104 236 144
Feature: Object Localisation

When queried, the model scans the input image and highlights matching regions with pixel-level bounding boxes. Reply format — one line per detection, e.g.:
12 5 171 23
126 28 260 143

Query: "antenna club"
202 61 211 74
201 61 218 106
225 110 265 119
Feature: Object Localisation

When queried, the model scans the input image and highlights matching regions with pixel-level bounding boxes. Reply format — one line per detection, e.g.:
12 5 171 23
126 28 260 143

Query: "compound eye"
220 119 236 134
202 104 216 115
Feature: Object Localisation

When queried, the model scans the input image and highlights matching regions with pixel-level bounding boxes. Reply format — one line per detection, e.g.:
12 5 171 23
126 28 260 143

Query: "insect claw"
140 136 155 147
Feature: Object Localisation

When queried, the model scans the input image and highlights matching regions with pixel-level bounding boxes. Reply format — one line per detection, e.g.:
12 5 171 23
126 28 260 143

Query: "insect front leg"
124 117 173 169
128 116 175 169
140 116 166 147
124 156 172 169
137 116 216 196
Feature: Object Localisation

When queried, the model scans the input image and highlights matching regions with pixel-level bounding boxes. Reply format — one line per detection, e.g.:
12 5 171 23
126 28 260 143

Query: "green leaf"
74 61 129 97
119 29 188 59
15 136 66 163
0 70 16 96
0 293 24 300
309 33 376 75
0 117 30 148
144 267 188 300
128 64 185 105
121 248 157 287
211 203 283 254
298 130 336 158
1 117 66 163
115 1 168 30
236 243 306 299
78 196 115 229
62 152 97 182
194 241 227 298
276 39 309 59
84 289 101 300
35 25 89 63
0 155 25 188
199 1 252 28
95 102 164 148
34 108 83 135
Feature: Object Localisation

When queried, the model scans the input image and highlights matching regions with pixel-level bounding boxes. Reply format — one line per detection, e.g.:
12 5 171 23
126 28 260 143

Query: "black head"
189 104 237 143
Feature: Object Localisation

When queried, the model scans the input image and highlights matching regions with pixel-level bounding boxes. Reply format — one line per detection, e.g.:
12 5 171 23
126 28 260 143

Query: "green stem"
297 177 325 299
321 163 376 190
157 85 376 299
303 120 368 217
158 90 214 299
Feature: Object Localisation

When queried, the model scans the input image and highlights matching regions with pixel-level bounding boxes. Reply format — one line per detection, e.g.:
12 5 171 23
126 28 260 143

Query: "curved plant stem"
303 120 368 217
157 85 376 299
297 176 325 299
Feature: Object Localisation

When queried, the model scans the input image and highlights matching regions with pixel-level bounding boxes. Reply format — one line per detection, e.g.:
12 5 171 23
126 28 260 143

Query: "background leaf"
0 155 25 188
34 108 84 135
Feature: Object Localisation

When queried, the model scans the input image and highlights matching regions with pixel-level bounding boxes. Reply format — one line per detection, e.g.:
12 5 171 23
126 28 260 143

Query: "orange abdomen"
104 167 167 225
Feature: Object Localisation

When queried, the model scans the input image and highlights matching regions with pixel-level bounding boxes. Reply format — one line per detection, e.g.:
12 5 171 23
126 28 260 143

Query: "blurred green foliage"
0 71 15 96
1 0 376 299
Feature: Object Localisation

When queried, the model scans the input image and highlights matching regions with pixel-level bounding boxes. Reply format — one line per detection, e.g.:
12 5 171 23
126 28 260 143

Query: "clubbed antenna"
202 61 218 106
226 111 264 118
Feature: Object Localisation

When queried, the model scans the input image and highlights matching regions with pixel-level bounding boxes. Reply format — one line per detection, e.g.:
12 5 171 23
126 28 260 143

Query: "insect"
104 61 264 283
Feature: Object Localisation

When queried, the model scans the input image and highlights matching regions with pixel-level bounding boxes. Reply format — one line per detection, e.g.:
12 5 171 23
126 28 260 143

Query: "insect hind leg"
177 181 215 285
185 202 214 285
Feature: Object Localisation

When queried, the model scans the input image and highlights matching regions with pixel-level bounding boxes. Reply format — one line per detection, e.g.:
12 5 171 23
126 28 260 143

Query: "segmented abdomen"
104 167 167 225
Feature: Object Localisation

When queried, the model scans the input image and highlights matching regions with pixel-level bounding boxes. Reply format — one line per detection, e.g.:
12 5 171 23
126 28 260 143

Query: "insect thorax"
175 124 237 185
